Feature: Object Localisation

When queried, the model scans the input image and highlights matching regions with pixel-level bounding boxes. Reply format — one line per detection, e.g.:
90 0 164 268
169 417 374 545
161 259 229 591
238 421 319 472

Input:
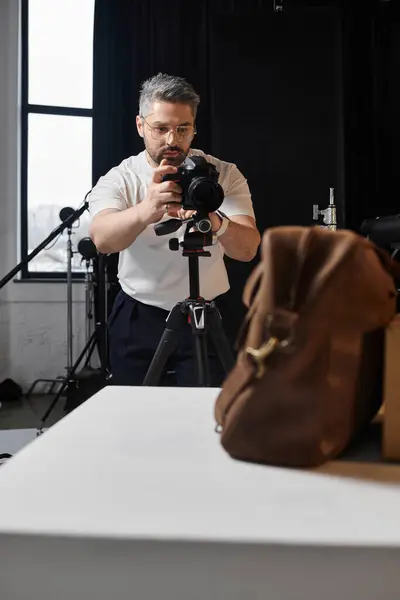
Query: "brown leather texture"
215 226 400 468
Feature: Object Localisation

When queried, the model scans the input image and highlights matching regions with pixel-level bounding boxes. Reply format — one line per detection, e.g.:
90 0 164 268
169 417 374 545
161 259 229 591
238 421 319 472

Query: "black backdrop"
92 0 400 344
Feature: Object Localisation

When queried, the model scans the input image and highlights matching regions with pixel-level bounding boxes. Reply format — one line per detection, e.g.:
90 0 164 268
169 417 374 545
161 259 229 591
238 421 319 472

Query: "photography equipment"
162 155 224 233
313 187 337 230
26 206 83 401
0 378 23 403
0 200 88 289
360 215 400 250
78 237 98 362
0 193 111 428
60 237 110 414
360 215 400 297
143 213 235 387
41 236 110 423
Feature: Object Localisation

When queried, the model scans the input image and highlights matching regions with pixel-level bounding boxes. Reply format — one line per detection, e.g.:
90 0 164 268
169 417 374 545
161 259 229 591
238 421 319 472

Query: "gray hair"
139 73 200 119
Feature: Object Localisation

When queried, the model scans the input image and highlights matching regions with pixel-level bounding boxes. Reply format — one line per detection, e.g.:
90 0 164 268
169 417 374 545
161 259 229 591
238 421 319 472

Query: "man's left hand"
208 213 261 262
167 206 196 220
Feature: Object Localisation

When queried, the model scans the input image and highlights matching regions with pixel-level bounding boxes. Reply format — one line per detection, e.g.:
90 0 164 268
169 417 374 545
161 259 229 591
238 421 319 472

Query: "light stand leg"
40 328 99 426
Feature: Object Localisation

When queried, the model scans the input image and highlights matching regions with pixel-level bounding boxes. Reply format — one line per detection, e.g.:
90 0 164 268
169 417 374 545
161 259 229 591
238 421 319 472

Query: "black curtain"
92 0 399 343
92 0 215 184
93 0 344 222
375 1 400 220
340 0 400 230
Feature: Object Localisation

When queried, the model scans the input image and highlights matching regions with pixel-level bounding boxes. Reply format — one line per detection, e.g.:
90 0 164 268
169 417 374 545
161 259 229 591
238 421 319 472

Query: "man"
89 73 260 387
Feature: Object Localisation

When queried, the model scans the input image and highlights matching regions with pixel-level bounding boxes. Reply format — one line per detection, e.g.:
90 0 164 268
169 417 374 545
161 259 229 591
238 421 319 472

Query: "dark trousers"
108 290 229 387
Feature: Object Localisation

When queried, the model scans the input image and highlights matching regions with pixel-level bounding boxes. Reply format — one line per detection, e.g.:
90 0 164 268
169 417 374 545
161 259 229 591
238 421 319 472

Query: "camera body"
162 155 224 215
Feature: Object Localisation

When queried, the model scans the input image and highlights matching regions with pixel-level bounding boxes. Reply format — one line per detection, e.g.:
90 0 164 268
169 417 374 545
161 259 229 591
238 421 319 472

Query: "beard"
145 141 190 167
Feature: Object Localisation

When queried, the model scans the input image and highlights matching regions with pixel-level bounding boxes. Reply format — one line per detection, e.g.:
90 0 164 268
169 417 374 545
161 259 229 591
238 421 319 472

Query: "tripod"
143 225 235 387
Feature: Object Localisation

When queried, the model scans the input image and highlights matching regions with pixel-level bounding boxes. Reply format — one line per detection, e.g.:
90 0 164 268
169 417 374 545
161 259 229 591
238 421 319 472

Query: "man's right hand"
140 159 183 224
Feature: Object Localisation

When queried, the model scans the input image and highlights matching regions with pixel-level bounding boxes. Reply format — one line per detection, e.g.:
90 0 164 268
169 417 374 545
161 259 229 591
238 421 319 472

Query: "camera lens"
188 177 224 213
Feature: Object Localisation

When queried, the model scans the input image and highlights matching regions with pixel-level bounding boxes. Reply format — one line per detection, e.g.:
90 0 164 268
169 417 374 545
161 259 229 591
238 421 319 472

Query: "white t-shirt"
89 149 255 311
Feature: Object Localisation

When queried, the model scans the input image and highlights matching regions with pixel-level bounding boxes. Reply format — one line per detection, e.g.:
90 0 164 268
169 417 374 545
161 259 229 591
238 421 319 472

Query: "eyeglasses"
141 117 196 142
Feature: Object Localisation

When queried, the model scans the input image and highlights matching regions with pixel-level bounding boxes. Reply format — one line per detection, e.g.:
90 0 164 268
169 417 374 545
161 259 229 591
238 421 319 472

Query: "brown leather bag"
215 226 400 468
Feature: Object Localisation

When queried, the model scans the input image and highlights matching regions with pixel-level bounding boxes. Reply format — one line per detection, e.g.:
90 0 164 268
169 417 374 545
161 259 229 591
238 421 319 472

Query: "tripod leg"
193 334 210 387
187 302 211 387
143 303 189 386
142 328 179 385
207 304 236 375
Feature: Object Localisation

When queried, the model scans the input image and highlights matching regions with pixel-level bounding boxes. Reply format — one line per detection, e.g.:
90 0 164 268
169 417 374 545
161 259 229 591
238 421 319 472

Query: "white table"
0 387 400 600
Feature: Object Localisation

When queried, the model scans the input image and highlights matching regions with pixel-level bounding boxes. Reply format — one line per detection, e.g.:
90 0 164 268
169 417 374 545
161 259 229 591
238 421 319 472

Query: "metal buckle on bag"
245 337 280 379
245 313 293 379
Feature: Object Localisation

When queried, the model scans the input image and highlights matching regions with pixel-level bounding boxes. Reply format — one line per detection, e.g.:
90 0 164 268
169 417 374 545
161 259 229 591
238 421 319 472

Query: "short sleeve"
88 167 129 218
219 164 255 220
199 151 255 220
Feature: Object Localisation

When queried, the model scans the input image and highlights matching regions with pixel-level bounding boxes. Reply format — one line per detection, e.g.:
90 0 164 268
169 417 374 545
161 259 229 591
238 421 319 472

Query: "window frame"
20 0 93 280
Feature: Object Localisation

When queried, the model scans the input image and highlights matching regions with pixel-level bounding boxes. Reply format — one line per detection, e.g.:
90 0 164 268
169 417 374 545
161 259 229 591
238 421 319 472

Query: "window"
21 0 95 277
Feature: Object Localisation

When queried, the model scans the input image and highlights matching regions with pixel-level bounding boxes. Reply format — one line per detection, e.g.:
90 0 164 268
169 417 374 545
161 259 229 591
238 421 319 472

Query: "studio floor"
0 394 65 458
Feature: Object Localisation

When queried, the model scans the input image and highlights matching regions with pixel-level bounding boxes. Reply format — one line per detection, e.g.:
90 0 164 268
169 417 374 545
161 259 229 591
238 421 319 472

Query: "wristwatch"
215 210 230 237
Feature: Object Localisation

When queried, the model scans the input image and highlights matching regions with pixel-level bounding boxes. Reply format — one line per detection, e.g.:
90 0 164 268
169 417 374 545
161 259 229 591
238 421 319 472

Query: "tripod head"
154 215 215 299
154 215 214 257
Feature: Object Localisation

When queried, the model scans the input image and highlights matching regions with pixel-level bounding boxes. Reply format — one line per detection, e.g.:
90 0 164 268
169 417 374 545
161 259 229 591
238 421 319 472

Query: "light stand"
78 237 97 369
313 187 337 230
25 206 80 400
0 195 106 430
0 195 115 455
41 237 110 424
65 207 75 377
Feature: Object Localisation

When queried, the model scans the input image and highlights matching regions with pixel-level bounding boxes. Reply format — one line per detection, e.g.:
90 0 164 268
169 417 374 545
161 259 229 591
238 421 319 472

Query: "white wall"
0 0 87 391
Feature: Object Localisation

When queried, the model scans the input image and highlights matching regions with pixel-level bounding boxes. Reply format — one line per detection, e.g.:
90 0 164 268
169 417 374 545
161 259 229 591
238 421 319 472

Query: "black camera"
162 155 224 216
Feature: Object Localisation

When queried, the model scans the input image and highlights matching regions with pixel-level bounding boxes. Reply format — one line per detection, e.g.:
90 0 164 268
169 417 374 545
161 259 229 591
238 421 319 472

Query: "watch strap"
215 210 230 237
